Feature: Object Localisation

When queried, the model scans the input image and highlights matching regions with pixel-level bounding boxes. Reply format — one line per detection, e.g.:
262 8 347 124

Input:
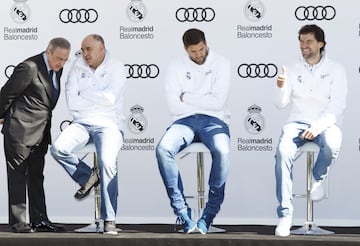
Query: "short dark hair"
47 37 71 52
298 24 326 53
182 28 206 48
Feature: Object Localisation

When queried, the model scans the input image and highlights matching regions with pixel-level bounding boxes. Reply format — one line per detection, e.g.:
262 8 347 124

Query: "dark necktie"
49 70 59 100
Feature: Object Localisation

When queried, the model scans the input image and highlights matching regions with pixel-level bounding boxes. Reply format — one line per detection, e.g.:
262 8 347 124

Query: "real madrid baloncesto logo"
244 0 265 22
10 0 30 24
128 104 147 134
245 104 265 134
127 0 146 22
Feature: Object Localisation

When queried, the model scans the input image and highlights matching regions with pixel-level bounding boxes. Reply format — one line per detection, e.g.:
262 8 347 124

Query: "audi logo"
295 6 336 21
60 120 72 131
59 8 98 23
125 64 160 79
175 7 215 22
237 63 278 78
4 65 15 79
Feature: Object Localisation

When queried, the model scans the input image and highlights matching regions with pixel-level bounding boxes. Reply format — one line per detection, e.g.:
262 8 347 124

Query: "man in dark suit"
0 37 71 233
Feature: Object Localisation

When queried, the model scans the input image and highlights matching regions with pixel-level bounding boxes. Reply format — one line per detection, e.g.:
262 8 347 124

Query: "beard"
301 49 320 63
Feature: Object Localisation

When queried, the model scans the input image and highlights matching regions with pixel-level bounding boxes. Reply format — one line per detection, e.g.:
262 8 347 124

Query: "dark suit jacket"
0 52 62 166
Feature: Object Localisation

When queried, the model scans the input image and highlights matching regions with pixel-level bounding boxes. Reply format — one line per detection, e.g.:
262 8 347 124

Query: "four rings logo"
237 63 278 78
4 65 15 79
175 7 215 22
125 64 160 79
59 8 98 23
295 6 336 21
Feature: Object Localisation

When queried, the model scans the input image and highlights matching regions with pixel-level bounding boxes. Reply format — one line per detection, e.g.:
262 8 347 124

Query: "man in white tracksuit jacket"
50 34 126 235
274 24 347 237
156 28 231 235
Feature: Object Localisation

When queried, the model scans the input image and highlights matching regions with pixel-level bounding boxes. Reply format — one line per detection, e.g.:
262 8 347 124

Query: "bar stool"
180 142 225 233
291 142 334 235
73 143 103 233
59 120 102 233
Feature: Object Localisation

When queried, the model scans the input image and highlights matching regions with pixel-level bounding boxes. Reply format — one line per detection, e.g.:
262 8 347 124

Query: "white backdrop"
0 0 359 227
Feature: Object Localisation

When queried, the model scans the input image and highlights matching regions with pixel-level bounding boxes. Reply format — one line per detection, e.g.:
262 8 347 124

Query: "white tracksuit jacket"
274 52 347 136
165 49 231 124
65 50 126 130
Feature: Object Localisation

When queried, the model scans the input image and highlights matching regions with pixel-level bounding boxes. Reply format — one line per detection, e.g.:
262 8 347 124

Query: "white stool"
291 142 334 235
59 120 102 233
180 142 225 233
74 143 103 233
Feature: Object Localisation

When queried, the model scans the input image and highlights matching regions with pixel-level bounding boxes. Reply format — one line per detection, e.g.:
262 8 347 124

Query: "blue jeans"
275 122 342 218
156 114 230 216
50 122 123 221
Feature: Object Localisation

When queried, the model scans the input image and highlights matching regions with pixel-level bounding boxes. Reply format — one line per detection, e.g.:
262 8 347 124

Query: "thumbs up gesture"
277 66 287 88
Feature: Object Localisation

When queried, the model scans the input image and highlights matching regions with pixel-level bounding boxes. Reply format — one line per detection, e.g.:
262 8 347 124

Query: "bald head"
81 34 105 69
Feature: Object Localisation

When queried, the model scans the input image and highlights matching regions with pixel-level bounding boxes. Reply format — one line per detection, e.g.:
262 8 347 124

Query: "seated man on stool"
273 24 348 237
156 28 231 234
50 34 126 234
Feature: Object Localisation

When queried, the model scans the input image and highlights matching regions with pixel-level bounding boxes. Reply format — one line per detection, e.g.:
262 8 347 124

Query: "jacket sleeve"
273 66 292 109
165 61 192 116
182 59 231 111
0 62 35 118
80 62 126 107
310 64 348 134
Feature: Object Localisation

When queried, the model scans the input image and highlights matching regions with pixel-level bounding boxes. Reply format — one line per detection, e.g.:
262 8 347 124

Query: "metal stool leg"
93 153 102 232
75 152 103 233
197 152 205 217
291 151 334 235
196 152 225 233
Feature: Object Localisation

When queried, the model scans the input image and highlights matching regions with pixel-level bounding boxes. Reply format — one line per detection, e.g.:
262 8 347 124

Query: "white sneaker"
310 180 325 201
275 216 292 237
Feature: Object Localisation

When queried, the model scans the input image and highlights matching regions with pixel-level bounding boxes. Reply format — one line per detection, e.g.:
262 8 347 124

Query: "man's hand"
0 119 4 124
301 128 316 140
277 65 287 88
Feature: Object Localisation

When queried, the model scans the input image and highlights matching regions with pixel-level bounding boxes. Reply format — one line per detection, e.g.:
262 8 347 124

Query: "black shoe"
74 170 100 200
10 222 33 233
31 220 65 232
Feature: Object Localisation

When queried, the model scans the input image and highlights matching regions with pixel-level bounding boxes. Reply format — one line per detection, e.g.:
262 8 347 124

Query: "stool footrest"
185 195 207 199
293 194 307 198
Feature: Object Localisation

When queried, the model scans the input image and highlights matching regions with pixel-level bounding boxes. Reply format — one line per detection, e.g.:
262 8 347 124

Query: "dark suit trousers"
4 137 49 226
